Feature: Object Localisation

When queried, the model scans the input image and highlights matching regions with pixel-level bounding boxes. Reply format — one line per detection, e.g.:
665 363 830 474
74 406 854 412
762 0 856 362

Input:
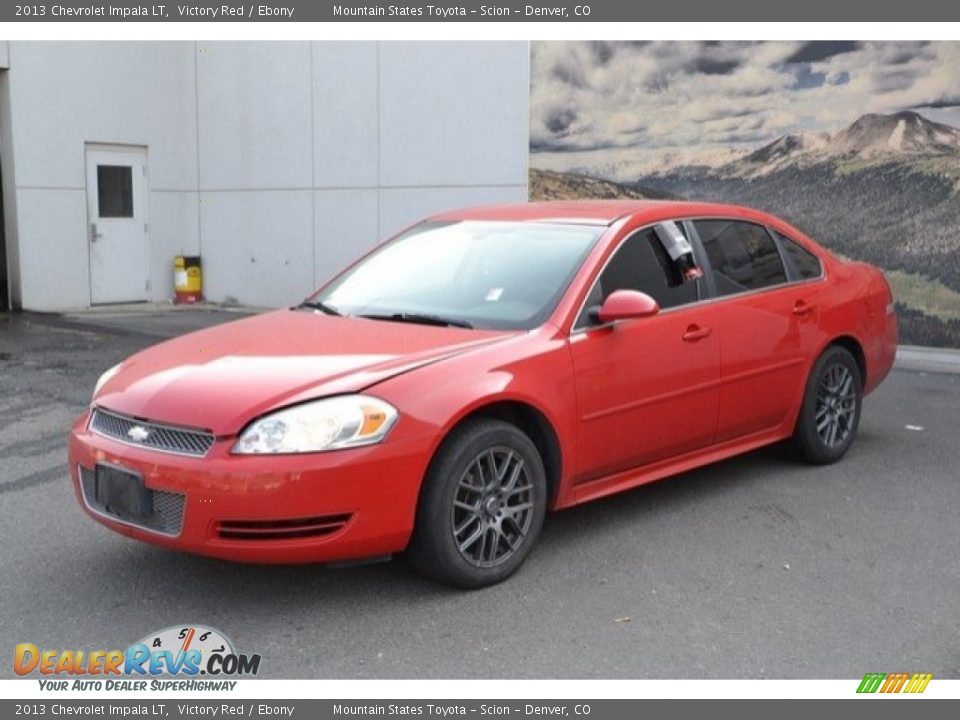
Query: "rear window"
694 220 787 296
774 230 823 280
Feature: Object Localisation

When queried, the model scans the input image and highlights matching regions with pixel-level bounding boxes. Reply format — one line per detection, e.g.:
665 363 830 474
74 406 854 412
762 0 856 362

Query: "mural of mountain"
530 41 960 347
531 112 960 347
726 111 960 177
529 168 667 201
831 111 960 156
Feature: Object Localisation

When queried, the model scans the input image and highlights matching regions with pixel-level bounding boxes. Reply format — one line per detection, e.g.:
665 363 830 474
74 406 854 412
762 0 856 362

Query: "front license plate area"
95 465 153 520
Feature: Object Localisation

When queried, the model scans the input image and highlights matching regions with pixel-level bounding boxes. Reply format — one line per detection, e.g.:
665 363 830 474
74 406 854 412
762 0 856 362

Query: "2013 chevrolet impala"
69 200 898 588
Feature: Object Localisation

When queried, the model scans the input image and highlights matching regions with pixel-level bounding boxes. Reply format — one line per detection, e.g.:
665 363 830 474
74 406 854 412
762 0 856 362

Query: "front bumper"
68 412 431 564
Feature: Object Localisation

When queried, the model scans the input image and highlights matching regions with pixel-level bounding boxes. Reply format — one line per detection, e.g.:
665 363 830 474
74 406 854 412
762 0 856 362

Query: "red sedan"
69 201 897 587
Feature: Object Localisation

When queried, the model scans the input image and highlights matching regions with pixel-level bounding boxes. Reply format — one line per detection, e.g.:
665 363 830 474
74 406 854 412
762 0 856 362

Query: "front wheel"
407 418 547 589
791 345 863 464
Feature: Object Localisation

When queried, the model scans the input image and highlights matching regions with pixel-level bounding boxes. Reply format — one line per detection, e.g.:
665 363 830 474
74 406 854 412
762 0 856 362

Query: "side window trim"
692 217 791 297
767 227 826 283
569 216 827 335
571 222 705 332
764 225 798 282
680 219 716 301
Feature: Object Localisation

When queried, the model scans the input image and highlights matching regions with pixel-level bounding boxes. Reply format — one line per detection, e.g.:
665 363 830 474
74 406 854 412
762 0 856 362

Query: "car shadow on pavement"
62 442 805 604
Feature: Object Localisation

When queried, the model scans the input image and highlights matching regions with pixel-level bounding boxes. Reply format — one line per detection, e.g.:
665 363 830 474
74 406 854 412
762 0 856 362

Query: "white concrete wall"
2 41 530 311
0 71 21 309
3 42 198 311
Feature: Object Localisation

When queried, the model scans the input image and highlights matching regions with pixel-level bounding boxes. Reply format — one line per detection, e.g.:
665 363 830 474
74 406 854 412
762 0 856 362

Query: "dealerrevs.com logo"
14 625 261 691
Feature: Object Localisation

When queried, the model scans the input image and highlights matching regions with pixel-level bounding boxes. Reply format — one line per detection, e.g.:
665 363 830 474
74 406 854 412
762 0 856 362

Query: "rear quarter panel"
799 255 895 397
828 260 898 394
765 218 897 396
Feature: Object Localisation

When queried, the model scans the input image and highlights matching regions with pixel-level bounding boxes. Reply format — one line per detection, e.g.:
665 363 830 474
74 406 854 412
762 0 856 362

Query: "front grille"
90 408 214 457
78 466 185 536
216 514 352 541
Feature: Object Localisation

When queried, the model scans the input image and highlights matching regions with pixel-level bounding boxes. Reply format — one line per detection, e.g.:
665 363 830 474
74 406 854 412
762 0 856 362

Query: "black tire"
407 418 547 589
791 345 863 465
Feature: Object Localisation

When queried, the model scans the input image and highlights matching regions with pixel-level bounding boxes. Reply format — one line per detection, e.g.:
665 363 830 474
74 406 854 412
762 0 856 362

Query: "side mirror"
591 290 660 325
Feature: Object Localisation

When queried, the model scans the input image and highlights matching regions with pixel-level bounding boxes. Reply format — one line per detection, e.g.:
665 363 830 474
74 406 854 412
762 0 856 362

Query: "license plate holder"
95 464 153 520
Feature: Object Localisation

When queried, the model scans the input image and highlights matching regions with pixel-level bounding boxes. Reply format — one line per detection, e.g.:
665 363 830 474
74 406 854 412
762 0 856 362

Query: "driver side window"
575 227 701 329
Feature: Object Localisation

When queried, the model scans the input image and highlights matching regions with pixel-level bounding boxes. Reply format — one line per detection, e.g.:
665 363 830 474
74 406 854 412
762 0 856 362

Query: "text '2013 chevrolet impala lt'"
70 200 897 588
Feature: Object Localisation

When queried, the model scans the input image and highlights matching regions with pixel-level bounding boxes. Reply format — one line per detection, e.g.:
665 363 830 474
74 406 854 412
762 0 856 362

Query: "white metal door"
86 145 149 304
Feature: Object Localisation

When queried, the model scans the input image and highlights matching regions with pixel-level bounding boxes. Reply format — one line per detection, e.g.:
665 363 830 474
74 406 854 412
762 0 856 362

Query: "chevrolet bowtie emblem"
127 425 151 442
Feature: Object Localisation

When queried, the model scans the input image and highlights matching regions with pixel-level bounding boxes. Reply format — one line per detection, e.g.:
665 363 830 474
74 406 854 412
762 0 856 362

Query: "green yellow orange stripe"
858 672 932 694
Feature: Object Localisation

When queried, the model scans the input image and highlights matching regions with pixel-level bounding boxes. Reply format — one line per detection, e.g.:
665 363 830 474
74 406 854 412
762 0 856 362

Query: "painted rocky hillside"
529 168 663 201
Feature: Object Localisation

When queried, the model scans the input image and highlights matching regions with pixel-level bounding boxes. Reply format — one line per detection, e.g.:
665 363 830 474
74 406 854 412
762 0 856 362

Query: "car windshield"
308 220 604 331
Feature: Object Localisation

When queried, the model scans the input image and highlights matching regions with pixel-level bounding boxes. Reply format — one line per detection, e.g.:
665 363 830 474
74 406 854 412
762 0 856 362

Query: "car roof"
428 200 758 227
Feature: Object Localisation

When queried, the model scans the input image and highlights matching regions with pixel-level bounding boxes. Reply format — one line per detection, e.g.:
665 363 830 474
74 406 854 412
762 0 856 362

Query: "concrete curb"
895 345 960 375
59 302 269 319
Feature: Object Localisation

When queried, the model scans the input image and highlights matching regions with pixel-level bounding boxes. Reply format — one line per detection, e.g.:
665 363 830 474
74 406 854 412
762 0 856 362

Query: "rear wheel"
407 418 547 589
791 345 863 464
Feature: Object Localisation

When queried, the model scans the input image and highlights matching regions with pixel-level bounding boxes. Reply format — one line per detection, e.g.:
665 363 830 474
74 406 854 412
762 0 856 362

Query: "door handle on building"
90 223 102 243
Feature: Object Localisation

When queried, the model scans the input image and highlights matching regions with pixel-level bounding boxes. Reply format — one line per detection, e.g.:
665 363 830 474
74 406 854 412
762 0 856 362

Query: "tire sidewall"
796 346 863 464
415 420 548 588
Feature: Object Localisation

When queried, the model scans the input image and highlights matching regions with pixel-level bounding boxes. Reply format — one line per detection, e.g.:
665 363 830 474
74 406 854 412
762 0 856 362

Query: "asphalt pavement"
1 308 958 679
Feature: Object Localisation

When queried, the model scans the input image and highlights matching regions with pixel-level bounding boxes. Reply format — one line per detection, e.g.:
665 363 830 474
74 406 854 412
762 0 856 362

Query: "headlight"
93 363 121 399
231 395 398 454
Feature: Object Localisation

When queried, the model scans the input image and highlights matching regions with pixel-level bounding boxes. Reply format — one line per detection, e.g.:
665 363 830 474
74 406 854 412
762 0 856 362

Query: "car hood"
95 309 511 435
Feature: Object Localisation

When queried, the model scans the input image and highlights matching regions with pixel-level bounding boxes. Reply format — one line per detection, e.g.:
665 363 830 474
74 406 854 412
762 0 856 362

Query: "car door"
690 219 820 442
569 225 722 484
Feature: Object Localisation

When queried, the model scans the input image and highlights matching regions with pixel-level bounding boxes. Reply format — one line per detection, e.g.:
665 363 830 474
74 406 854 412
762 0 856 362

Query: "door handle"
682 325 712 342
90 223 102 243
793 300 816 316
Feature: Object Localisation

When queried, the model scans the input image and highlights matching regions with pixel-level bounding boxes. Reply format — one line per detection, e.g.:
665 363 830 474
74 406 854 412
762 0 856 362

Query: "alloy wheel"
451 447 536 568
815 364 857 448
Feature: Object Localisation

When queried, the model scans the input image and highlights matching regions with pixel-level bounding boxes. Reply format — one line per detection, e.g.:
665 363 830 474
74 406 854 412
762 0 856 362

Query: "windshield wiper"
297 300 343 316
359 312 473 329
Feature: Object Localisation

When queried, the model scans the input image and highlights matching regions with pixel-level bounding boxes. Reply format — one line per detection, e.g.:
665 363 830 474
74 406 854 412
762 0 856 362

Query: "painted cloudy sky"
531 41 960 174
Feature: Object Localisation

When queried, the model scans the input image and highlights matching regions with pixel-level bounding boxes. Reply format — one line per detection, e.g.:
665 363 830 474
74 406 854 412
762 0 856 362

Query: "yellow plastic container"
174 255 203 304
